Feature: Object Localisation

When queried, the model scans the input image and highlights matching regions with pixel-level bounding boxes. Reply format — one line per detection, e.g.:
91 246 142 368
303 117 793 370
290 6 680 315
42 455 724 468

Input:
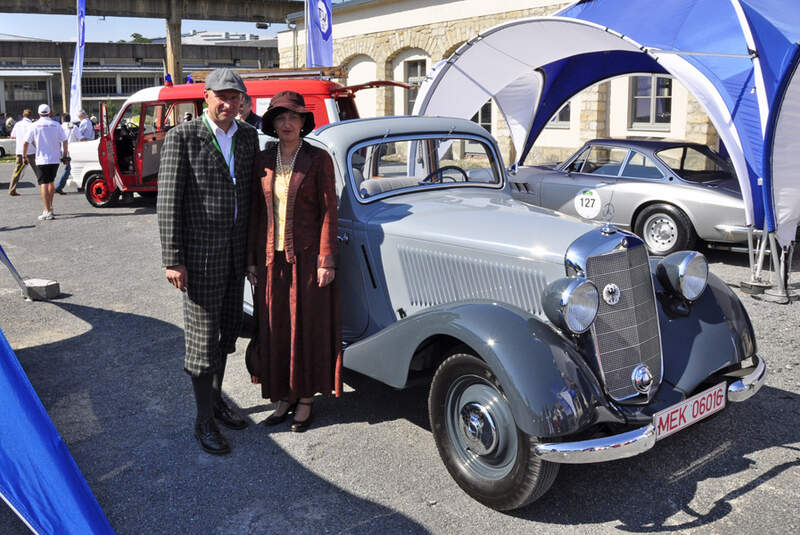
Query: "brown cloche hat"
261 90 316 137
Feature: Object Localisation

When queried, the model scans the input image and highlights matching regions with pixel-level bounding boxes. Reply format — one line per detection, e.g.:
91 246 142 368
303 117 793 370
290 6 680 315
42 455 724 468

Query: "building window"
121 77 153 94
630 75 672 129
547 101 571 129
82 77 117 97
405 59 426 114
471 101 492 133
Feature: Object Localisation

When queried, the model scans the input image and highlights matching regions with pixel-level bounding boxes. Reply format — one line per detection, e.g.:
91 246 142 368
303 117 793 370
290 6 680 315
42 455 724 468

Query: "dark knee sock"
192 374 214 423
211 354 228 405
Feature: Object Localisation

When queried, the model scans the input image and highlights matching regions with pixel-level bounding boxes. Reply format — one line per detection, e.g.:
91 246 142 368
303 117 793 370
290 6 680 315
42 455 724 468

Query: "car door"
540 144 626 221
611 149 667 229
137 103 167 185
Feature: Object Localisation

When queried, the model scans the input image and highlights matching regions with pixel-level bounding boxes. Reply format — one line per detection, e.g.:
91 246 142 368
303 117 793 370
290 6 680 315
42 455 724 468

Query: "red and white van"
71 73 404 207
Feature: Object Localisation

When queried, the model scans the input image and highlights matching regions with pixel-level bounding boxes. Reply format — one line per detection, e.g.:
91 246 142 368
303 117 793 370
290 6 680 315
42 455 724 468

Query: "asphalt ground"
1 163 798 535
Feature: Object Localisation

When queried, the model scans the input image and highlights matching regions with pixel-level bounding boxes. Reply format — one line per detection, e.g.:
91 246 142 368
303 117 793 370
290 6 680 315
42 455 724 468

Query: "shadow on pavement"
511 384 800 531
5 302 427 534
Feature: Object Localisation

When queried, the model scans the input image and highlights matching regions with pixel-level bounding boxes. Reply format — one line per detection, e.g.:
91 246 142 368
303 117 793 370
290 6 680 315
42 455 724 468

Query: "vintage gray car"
245 117 765 511
509 139 748 256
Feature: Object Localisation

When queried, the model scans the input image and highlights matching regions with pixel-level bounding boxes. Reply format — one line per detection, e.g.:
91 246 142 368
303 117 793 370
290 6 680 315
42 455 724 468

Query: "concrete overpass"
0 0 302 82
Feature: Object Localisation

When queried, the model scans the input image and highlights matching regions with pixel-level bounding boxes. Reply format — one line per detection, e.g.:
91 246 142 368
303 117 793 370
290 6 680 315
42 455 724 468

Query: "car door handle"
337 232 350 244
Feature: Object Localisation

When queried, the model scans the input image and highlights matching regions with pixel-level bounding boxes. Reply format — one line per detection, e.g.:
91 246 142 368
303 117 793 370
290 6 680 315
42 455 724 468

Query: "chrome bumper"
535 425 656 464
536 355 766 464
727 354 766 402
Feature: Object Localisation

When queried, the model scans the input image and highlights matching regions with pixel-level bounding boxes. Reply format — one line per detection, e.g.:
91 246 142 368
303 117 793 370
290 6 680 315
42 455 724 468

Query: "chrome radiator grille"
586 244 662 401
398 246 547 315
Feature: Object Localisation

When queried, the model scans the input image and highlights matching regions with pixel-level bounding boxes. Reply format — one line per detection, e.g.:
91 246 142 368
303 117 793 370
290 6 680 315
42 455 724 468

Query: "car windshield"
656 145 735 182
350 135 502 200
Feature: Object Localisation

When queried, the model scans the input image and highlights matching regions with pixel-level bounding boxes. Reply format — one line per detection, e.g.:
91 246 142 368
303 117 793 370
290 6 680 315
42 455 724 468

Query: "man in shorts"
23 104 68 220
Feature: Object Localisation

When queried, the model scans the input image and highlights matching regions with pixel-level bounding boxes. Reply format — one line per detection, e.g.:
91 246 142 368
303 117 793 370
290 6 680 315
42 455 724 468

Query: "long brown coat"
246 141 342 400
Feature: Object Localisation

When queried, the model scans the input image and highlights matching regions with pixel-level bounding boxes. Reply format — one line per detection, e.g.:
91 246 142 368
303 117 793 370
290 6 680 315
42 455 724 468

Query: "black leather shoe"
194 419 230 455
55 189 65 195
213 400 248 430
290 401 314 433
263 400 296 426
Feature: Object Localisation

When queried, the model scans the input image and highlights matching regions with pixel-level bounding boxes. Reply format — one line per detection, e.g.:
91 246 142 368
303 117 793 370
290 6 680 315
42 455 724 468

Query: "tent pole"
747 226 755 274
754 223 769 281
763 232 790 303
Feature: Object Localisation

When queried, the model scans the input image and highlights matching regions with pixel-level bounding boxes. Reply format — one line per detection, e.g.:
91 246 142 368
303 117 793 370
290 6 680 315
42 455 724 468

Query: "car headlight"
656 251 708 301
543 277 599 334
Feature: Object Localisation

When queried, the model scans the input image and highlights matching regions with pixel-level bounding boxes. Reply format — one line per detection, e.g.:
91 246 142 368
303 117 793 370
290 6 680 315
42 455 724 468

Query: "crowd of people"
157 68 340 455
4 107 96 218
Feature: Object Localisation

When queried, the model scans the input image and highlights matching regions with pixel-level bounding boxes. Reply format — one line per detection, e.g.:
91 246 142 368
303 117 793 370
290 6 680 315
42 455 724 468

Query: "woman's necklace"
276 142 302 176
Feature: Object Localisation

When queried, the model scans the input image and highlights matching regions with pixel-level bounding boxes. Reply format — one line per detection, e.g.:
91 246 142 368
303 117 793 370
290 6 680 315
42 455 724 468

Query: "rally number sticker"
574 188 602 219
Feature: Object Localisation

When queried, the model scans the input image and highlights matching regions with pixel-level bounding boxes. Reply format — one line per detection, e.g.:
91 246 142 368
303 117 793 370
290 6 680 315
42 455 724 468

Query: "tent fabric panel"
521 50 668 163
414 17 642 124
0 328 115 535
493 71 544 158
654 52 756 227
558 0 750 56
767 46 800 248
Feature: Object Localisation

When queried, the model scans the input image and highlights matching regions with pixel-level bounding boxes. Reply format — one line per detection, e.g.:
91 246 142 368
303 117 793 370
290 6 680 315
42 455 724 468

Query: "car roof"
124 78 344 104
309 115 496 156
585 138 710 152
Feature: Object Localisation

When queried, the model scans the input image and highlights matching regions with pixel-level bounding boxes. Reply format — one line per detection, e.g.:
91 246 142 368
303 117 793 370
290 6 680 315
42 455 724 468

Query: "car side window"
351 135 502 200
582 146 628 176
565 147 589 173
621 150 664 179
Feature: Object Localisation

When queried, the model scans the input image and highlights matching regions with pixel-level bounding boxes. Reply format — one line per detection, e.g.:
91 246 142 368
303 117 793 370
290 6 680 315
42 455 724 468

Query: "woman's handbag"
244 280 263 384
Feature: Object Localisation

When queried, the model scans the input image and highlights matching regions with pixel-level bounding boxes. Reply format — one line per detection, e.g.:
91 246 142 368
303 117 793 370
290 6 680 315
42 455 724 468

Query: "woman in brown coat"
246 91 341 432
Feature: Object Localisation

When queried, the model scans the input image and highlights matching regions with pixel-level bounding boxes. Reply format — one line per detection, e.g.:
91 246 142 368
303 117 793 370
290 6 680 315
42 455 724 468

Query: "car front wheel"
428 352 559 511
84 173 120 208
634 203 696 255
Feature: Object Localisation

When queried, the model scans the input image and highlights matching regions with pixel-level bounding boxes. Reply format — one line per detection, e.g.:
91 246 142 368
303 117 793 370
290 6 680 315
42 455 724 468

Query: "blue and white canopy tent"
413 0 800 299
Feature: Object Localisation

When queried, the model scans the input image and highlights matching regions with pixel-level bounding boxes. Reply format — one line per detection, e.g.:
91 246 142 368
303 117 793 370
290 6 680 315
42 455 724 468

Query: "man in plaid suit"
158 69 260 455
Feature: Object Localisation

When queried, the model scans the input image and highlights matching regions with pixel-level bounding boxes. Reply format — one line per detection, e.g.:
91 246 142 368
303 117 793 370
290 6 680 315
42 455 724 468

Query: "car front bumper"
534 355 765 464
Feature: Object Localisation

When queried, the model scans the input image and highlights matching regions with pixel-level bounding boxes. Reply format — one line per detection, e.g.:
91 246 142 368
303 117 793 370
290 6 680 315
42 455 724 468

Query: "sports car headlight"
656 251 708 301
543 277 599 334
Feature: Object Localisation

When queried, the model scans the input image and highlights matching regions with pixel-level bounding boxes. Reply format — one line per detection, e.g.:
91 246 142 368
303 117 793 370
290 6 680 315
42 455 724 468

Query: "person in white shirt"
54 113 80 194
8 109 38 196
77 109 95 141
23 104 68 220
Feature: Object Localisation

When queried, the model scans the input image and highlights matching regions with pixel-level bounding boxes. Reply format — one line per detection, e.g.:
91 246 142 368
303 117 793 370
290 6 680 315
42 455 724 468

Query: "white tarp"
771 62 800 247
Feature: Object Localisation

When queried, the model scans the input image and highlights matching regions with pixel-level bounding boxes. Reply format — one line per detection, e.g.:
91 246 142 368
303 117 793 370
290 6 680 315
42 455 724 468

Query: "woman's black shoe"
290 401 314 433
263 400 297 426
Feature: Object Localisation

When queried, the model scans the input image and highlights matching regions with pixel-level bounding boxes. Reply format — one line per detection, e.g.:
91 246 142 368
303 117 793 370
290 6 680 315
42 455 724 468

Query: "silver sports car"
510 139 748 255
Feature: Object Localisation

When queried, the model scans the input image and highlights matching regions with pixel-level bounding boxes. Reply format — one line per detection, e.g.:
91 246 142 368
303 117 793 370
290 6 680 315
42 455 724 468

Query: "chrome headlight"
543 277 599 334
656 251 708 301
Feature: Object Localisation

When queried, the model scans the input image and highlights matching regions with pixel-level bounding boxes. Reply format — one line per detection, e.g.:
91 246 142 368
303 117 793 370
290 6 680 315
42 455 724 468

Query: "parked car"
244 116 765 511
509 139 748 255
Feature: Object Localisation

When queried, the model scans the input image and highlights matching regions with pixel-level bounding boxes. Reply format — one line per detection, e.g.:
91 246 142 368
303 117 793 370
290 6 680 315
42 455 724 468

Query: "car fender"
342 300 610 437
653 260 756 394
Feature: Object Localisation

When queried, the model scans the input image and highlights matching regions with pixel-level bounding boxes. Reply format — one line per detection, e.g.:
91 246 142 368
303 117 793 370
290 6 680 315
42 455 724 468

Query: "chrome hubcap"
459 402 498 456
445 375 518 481
643 214 678 252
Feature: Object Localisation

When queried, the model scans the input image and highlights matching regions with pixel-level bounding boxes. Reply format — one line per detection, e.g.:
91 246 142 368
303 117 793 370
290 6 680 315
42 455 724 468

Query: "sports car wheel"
635 203 696 256
84 173 120 208
428 352 559 510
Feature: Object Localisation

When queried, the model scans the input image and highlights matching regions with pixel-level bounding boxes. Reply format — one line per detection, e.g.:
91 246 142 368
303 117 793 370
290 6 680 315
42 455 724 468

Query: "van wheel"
428 352 559 511
0 146 5 157
85 173 120 207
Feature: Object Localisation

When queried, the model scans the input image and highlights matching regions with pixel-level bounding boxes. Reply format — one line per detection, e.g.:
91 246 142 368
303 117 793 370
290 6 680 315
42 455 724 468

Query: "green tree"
130 33 152 43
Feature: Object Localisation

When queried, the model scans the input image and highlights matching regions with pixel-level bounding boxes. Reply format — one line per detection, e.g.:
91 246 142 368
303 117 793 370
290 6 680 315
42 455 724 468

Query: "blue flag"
68 0 86 120
306 0 333 67
0 327 114 534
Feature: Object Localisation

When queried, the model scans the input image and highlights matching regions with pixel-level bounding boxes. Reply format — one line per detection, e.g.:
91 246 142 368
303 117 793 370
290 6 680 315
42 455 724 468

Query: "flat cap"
205 68 246 93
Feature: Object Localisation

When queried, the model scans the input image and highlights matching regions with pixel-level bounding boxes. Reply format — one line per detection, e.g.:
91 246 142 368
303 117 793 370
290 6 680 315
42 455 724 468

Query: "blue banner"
68 0 85 120
0 327 114 534
306 0 333 67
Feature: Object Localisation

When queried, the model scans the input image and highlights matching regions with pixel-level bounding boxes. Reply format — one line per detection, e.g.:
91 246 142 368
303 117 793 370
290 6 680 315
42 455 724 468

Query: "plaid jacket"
157 117 260 375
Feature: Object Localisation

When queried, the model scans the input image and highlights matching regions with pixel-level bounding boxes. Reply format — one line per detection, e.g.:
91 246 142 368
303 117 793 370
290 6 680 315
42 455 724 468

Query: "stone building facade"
278 0 718 165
